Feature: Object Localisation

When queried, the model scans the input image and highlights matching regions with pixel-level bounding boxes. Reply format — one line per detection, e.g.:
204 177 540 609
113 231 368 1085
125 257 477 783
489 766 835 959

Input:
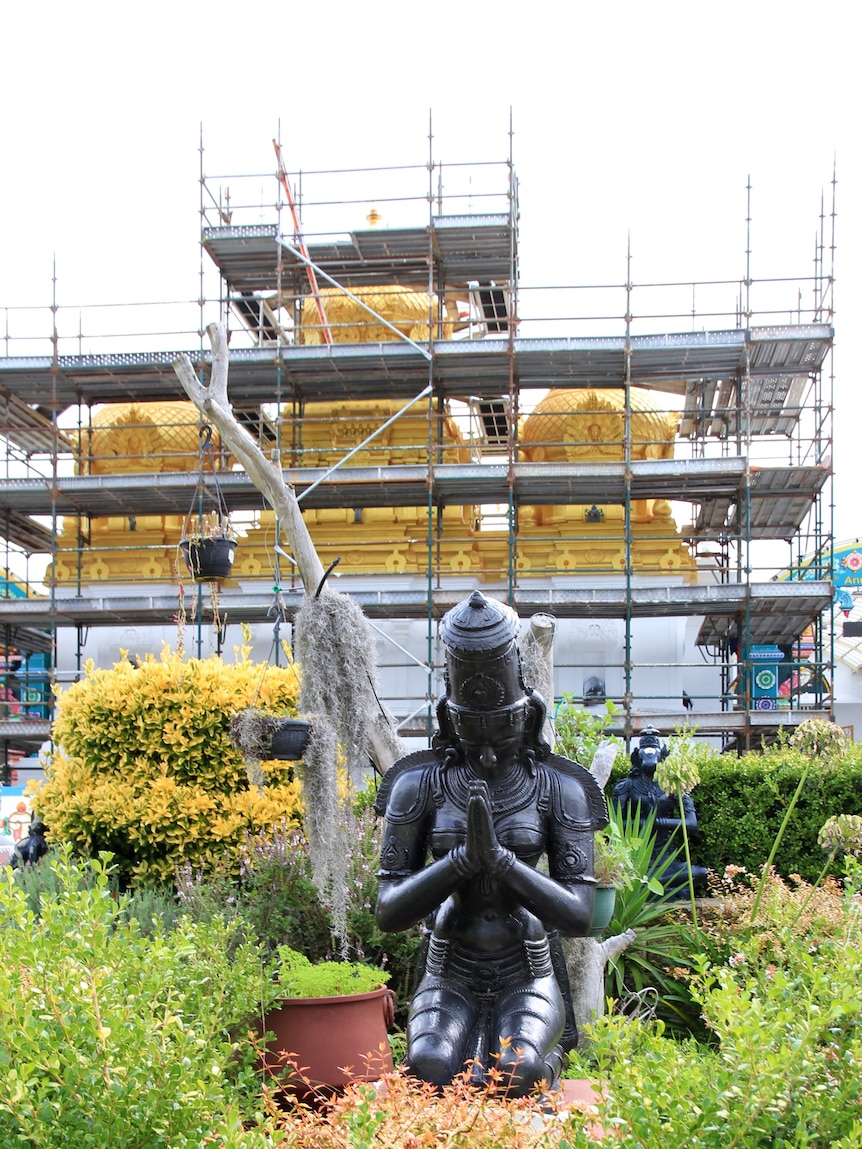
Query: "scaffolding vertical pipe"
429 124 445 608
192 131 209 658
739 334 754 748
622 235 633 743
272 124 286 664
506 112 518 607
735 178 753 747
42 258 61 747
424 113 436 740
744 177 752 329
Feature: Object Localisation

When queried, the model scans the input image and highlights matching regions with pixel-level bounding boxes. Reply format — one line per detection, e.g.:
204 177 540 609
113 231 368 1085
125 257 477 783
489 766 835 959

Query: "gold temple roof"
298 285 451 345
75 402 228 475
521 387 679 461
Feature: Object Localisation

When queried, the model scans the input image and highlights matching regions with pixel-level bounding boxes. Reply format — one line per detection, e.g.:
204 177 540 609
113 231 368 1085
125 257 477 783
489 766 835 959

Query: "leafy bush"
35 647 305 884
570 857 862 1146
593 815 641 888
11 856 181 934
257 1061 602 1147
275 946 390 997
694 736 862 882
0 849 281 1147
601 805 714 1040
554 695 623 766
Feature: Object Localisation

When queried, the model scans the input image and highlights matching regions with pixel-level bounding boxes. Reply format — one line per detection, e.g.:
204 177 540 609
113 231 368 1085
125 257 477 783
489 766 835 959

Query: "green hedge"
632 741 862 883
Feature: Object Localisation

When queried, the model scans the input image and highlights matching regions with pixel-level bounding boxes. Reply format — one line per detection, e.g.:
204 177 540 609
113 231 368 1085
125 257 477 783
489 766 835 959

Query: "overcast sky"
2 0 858 543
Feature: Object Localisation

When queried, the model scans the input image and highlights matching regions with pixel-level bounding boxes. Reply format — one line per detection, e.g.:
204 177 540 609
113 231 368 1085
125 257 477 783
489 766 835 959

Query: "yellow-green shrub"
35 647 305 884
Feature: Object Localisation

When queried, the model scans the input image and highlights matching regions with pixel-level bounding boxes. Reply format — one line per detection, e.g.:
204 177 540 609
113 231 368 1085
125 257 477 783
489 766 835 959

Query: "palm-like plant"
604 802 715 1040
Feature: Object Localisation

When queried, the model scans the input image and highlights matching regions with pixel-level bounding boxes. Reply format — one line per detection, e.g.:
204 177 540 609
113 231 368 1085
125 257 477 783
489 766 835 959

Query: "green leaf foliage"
571 858 862 1147
0 848 281 1147
602 805 714 1039
554 695 623 766
178 807 421 1028
275 946 390 998
693 739 862 883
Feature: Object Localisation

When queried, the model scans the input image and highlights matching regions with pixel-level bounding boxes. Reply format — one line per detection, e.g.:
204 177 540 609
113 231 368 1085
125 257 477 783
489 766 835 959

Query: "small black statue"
10 819 49 869
611 726 707 893
374 591 608 1095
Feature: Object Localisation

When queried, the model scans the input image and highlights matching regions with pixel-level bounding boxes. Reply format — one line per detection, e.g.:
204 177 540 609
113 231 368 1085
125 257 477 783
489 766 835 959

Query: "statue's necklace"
442 760 537 818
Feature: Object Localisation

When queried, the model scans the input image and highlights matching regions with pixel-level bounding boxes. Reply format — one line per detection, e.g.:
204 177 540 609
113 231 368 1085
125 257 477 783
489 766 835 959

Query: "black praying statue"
374 591 608 1096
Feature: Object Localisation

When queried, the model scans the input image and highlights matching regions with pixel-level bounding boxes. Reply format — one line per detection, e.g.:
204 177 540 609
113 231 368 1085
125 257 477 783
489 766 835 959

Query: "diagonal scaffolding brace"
272 139 332 345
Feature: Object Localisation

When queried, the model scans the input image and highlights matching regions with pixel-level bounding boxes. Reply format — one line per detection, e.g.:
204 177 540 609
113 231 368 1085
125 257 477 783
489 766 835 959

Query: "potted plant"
179 510 238 580
590 818 638 935
263 945 394 1100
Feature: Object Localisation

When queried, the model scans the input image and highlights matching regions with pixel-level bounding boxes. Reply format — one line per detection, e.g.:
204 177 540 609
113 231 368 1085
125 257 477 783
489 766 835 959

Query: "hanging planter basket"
179 424 238 582
266 716 313 760
180 534 237 580
230 711 313 761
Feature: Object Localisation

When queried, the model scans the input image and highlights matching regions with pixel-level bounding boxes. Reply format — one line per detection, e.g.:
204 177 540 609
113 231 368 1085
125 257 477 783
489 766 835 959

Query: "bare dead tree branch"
172 322 326 596
172 322 403 781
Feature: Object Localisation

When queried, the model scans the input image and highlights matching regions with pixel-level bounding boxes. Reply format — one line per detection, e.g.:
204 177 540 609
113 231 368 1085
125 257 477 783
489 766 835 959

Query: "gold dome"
520 388 678 462
298 285 452 345
75 402 228 475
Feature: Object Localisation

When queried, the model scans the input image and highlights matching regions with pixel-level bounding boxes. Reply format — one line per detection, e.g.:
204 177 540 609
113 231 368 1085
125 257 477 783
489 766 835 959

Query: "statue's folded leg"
407 936 566 1096
492 973 566 1096
406 975 477 1086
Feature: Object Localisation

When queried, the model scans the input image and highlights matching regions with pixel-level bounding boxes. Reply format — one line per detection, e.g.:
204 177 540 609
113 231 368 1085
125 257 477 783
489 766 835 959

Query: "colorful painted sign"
777 540 862 590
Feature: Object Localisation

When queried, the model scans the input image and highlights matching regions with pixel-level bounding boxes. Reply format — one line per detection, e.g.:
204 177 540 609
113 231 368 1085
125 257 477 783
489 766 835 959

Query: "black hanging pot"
230 713 313 761
180 424 237 581
180 535 237 580
262 717 313 761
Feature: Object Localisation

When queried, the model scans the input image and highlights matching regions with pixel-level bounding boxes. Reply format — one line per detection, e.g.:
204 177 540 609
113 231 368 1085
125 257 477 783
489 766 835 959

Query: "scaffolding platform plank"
691 464 829 539
0 509 54 555
0 581 830 649
0 393 73 458
0 325 833 412
202 216 515 294
0 459 820 526
0 718 51 746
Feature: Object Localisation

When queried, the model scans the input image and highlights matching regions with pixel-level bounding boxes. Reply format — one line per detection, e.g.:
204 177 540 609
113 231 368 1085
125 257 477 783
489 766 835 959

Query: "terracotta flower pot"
264 986 395 1100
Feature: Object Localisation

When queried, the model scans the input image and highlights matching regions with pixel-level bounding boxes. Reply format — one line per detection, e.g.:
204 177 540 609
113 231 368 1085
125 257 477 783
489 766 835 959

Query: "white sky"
2 0 859 545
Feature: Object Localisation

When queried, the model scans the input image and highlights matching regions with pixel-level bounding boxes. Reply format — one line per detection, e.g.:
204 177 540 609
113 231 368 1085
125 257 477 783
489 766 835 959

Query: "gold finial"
366 203 381 227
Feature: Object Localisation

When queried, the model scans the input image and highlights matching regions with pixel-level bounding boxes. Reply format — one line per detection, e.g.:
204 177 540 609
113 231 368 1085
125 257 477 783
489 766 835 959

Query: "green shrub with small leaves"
275 946 390 998
693 731 862 882
177 808 421 1027
11 856 181 934
0 848 282 1147
554 696 623 766
570 856 862 1147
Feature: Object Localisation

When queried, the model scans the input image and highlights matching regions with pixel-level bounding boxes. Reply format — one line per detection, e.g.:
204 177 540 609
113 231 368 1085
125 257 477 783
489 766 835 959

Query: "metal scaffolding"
0 133 836 760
